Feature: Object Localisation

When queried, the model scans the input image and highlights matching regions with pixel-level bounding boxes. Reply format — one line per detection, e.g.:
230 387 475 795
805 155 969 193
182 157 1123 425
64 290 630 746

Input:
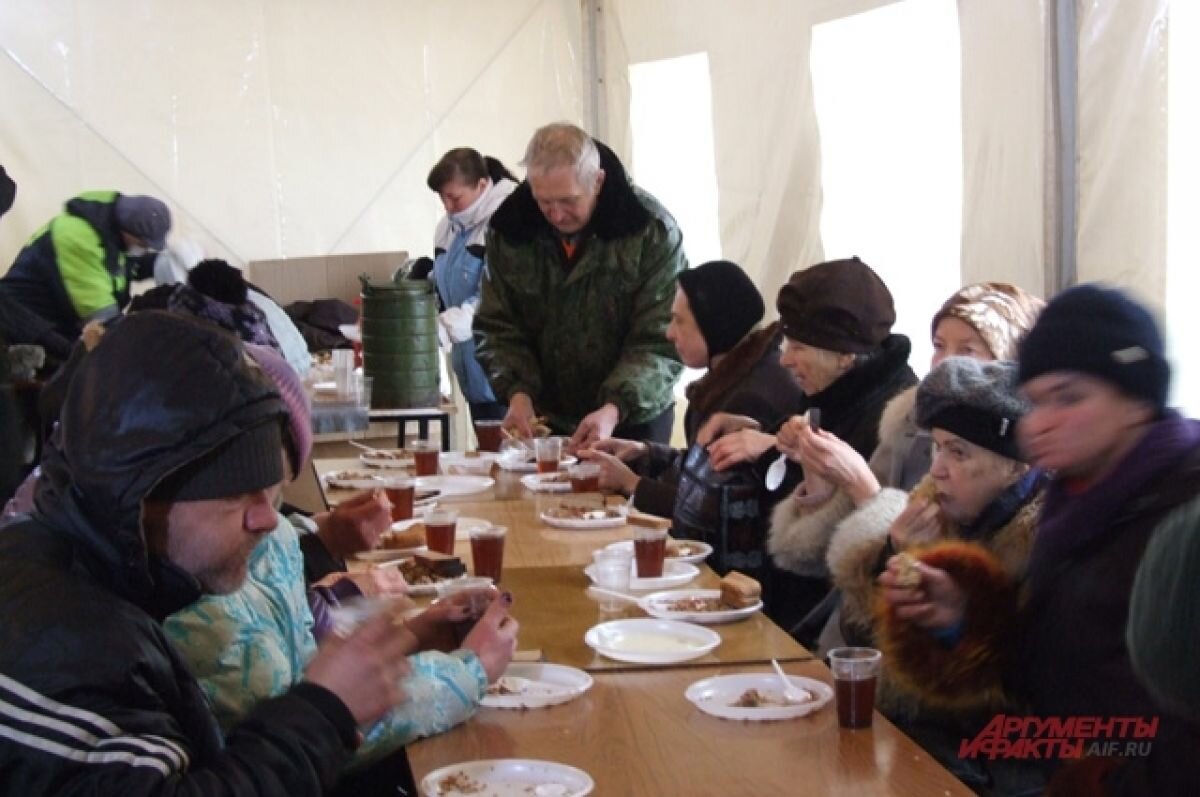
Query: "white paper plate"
685 673 833 721
388 516 489 540
353 545 427 563
323 470 386 489
584 618 720 664
359 449 413 469
605 538 713 565
481 663 594 710
497 453 578 473
521 473 573 493
421 759 594 796
584 560 699 591
541 506 627 530
440 451 499 475
414 475 495 497
638 589 762 624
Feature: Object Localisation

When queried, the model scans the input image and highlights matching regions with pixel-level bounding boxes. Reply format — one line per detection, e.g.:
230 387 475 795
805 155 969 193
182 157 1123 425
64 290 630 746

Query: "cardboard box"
247 251 408 306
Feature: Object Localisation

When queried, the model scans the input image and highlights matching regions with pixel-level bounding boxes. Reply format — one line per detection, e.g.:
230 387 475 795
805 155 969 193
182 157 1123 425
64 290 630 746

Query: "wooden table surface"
409 658 973 796
496 566 811 672
314 457 973 795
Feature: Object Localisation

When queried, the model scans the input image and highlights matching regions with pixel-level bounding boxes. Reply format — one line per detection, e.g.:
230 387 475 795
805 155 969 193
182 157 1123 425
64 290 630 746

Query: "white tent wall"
958 0 1049 295
0 0 585 270
1075 0 1168 306
602 0 822 305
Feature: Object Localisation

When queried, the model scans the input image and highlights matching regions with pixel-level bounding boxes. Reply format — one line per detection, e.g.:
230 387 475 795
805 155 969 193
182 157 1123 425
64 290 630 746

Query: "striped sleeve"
0 671 189 777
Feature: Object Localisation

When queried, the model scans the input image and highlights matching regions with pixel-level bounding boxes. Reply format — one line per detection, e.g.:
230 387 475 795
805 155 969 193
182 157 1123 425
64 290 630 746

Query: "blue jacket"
432 178 516 404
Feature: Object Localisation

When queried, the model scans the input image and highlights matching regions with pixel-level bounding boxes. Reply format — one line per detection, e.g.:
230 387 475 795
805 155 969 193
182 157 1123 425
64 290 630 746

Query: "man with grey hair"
476 122 685 448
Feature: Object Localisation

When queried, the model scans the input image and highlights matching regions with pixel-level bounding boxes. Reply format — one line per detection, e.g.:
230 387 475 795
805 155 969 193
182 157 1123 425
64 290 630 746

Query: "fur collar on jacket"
488 141 651 245
685 323 783 425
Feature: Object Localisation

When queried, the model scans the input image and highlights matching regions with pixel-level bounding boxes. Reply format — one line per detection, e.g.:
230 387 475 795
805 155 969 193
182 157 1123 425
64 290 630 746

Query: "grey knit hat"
915 357 1028 460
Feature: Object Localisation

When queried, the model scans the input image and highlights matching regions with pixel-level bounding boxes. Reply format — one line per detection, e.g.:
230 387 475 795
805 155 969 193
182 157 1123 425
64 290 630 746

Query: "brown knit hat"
776 257 895 353
931 282 1044 361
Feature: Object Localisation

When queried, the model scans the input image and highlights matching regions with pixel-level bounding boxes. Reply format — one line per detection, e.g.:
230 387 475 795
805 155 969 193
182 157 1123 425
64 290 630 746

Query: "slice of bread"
720 571 762 609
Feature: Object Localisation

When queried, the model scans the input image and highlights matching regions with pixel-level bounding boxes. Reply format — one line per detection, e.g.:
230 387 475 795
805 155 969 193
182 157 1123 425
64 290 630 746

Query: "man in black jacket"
0 311 415 794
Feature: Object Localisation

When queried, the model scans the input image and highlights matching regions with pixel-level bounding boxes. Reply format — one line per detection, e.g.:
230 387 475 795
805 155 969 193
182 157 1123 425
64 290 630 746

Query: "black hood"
489 140 652 245
32 311 287 619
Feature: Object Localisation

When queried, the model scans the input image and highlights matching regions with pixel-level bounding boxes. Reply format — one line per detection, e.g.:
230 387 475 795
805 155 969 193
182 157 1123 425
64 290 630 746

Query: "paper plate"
540 506 627 530
521 473 573 493
638 589 762 624
352 546 427 563
421 759 594 796
685 673 833 721
584 618 720 665
440 451 499 475
605 538 713 565
414 475 494 498
497 453 578 473
323 470 385 489
584 560 699 591
359 449 414 469
481 662 594 710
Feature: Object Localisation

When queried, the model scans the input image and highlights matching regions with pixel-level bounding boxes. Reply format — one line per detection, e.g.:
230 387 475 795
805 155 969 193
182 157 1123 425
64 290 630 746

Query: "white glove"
440 305 475 344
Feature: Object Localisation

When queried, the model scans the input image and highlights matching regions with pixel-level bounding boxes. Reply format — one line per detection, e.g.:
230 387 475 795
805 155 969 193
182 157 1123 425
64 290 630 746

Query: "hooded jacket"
0 311 358 795
476 142 685 431
0 191 149 340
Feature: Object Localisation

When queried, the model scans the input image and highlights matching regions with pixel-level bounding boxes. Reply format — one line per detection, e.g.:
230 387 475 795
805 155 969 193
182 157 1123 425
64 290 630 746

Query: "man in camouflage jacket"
476 123 685 448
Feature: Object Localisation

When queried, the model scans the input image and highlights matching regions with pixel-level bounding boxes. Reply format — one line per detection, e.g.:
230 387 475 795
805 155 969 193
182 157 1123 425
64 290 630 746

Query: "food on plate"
662 595 723 612
666 541 701 558
379 525 425 550
544 505 622 521
397 556 465 585
719 571 762 609
363 449 410 461
414 551 466 579
327 470 380 484
464 450 481 459
730 687 811 708
538 473 570 484
485 677 525 696
435 770 485 794
892 552 922 588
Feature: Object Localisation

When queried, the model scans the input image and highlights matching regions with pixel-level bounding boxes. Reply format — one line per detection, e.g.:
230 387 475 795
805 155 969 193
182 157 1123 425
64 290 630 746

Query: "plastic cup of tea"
474 420 504 452
381 477 415 522
828 647 882 729
632 526 668 579
469 525 507 582
592 548 632 610
411 439 440 477
424 509 458 555
352 374 373 409
534 436 563 474
569 462 602 493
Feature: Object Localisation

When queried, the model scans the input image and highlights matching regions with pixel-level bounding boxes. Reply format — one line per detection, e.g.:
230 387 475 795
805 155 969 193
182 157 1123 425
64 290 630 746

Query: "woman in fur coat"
880 285 1200 796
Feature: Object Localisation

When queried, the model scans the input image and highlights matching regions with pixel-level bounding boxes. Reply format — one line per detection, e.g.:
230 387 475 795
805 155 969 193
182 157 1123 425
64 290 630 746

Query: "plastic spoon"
764 452 789 491
771 658 811 704
587 586 640 604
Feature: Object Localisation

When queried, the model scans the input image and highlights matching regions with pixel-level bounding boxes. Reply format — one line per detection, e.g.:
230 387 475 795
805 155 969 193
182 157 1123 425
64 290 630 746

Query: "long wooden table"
314 457 974 795
410 658 972 795
498 566 811 671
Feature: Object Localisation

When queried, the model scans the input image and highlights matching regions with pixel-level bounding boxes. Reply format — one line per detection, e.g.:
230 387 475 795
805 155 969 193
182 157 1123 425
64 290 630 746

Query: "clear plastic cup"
828 647 882 729
591 548 633 610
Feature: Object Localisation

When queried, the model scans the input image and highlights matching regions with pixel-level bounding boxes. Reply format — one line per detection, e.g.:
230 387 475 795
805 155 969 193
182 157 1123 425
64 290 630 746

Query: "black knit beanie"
916 358 1027 460
677 260 765 357
1017 284 1169 412
150 420 284 502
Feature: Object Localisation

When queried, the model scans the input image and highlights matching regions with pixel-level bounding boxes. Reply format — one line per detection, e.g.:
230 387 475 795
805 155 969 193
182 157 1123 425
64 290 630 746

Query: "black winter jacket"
0 311 358 795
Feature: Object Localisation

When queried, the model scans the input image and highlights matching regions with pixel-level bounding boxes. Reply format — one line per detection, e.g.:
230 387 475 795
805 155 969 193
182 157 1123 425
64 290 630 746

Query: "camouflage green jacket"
477 147 685 431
